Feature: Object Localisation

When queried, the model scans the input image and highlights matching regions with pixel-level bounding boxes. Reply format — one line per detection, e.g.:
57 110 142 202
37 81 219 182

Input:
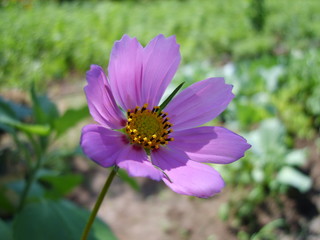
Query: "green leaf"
0 219 13 240
30 85 59 126
247 118 286 157
277 166 312 193
159 82 184 112
285 149 307 167
39 174 83 199
54 105 89 138
0 96 32 120
0 114 50 136
251 219 285 240
0 97 31 133
117 169 140 191
218 203 230 221
0 97 18 119
13 200 117 240
6 180 45 200
0 186 16 214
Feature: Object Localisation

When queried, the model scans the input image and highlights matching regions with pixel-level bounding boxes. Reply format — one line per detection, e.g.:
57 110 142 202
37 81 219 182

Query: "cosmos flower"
80 34 250 198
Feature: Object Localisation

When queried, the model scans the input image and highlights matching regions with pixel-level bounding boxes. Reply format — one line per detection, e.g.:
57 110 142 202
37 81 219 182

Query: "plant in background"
274 49 320 139
0 87 116 239
80 34 250 239
248 0 266 32
219 118 311 235
2 0 320 89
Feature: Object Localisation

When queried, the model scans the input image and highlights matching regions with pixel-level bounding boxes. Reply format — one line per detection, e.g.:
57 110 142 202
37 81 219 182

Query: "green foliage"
13 200 117 240
0 114 50 136
159 81 184 112
237 219 285 240
218 119 310 230
248 0 266 32
273 49 320 139
1 0 320 88
30 84 59 126
0 219 13 240
173 49 317 237
54 105 89 138
180 53 317 235
0 97 31 120
0 89 113 236
205 52 319 138
277 166 311 193
39 173 83 199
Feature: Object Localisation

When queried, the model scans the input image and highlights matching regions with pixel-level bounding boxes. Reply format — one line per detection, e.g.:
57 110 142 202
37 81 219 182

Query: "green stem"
81 166 118 240
26 133 42 161
18 155 43 212
12 132 32 167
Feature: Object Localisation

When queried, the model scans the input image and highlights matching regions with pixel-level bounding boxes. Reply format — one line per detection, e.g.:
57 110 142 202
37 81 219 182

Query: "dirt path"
71 161 236 240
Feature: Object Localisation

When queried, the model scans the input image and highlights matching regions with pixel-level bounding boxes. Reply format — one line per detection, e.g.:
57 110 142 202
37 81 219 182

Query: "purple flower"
80 34 250 198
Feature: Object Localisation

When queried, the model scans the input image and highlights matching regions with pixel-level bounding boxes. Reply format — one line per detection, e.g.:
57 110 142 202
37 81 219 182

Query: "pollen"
125 104 174 150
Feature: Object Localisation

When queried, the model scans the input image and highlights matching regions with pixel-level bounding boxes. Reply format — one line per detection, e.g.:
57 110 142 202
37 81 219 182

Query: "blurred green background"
0 0 319 240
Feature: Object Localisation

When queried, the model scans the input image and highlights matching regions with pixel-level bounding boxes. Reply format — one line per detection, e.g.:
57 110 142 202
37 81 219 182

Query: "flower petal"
164 78 234 131
108 35 144 110
80 124 127 168
85 65 126 129
117 145 163 181
151 147 224 198
170 126 251 164
141 34 181 107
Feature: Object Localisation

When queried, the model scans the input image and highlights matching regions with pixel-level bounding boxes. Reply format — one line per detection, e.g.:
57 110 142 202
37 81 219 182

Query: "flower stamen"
125 104 173 150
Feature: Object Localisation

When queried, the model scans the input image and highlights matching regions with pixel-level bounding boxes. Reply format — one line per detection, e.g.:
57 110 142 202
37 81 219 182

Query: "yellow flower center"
125 104 174 150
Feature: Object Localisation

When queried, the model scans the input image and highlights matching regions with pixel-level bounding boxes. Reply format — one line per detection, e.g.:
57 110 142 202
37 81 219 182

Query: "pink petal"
108 35 144 110
117 145 163 181
80 124 128 168
151 147 225 198
85 65 126 129
170 126 251 164
141 34 181 108
164 78 234 131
